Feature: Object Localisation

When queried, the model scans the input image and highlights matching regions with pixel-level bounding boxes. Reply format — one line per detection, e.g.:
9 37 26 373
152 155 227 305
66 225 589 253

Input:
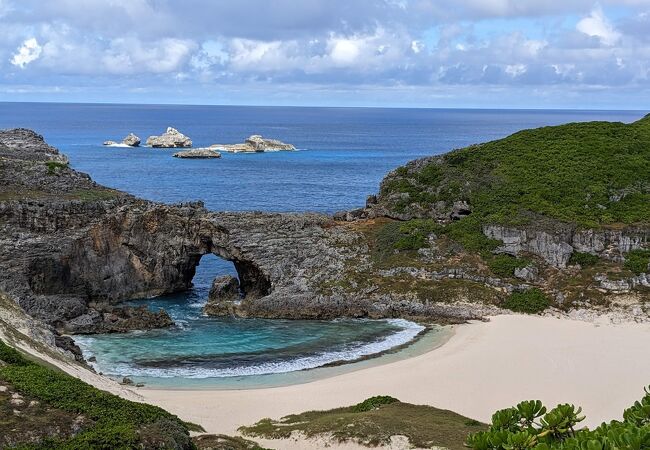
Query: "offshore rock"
122 133 141 147
173 148 221 159
103 133 141 147
204 275 240 316
212 135 295 153
146 127 192 148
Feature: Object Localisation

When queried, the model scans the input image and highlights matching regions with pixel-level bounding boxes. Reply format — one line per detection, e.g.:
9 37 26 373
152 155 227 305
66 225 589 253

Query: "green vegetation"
503 289 550 314
467 385 650 449
192 434 268 450
487 255 531 278
568 252 600 268
350 395 398 412
240 396 486 449
624 249 650 275
381 117 650 227
0 340 195 449
45 161 68 174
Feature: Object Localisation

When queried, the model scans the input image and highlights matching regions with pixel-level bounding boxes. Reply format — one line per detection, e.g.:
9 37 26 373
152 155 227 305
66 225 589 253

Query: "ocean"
1 103 643 386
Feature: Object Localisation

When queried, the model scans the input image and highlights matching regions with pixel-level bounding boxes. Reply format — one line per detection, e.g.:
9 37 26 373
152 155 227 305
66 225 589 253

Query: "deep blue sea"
1 103 644 385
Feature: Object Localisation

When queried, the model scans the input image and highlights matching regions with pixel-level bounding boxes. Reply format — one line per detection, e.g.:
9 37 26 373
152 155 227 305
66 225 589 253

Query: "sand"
137 314 650 436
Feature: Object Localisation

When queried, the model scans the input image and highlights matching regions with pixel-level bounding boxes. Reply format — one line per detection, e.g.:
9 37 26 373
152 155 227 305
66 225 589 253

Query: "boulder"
173 148 221 159
204 275 240 316
146 127 192 148
212 135 295 153
122 133 141 147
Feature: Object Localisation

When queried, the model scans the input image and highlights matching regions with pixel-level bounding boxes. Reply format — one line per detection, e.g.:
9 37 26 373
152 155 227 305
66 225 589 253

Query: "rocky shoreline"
1 127 649 361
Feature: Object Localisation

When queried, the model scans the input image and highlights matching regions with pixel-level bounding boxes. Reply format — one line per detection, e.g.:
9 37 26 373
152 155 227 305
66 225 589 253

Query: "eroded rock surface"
204 275 240 316
173 148 221 158
212 135 295 152
146 127 192 148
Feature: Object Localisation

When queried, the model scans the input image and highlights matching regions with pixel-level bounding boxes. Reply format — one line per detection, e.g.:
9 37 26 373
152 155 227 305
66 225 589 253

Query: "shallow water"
1 104 643 385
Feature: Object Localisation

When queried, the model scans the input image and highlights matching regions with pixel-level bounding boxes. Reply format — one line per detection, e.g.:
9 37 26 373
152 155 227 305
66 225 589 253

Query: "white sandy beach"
137 314 650 437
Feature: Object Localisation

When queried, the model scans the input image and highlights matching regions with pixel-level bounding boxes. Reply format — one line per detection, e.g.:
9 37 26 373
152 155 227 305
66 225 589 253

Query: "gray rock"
122 133 141 147
212 135 295 153
173 148 221 159
204 275 240 316
514 265 539 282
146 127 192 148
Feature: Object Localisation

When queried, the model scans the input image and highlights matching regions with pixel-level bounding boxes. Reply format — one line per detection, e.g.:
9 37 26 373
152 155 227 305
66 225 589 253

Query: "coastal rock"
212 135 295 153
103 133 141 147
173 148 221 159
204 275 240 316
122 133 141 147
146 127 192 148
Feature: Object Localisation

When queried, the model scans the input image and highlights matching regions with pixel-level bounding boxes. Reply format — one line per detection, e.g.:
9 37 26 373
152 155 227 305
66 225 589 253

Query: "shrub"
568 252 600 267
45 161 69 174
467 386 650 449
487 255 530 278
351 396 399 413
624 249 650 275
503 289 550 314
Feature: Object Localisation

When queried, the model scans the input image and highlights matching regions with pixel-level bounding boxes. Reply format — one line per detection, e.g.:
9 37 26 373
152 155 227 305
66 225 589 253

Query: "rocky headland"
1 117 650 360
212 135 295 152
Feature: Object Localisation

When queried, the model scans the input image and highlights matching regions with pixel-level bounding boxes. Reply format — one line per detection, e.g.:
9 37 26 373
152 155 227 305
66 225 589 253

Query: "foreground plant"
467 386 650 449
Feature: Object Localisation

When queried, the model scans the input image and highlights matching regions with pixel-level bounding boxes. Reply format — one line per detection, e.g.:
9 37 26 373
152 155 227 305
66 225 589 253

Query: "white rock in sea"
173 148 221 159
103 133 141 147
146 127 192 148
212 135 295 153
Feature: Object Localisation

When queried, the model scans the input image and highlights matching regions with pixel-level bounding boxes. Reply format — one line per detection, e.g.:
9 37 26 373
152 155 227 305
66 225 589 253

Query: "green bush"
444 217 501 255
624 249 650 275
503 289 550 314
467 386 650 449
351 396 399 413
45 161 69 174
487 255 530 278
568 252 600 267
0 340 194 449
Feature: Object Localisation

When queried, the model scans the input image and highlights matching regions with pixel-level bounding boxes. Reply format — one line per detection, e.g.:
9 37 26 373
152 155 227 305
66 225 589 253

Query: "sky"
0 0 649 109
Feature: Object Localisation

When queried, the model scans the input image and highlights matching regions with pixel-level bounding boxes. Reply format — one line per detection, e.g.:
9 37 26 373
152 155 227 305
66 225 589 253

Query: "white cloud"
505 63 527 77
576 6 621 46
329 38 361 66
11 37 42 68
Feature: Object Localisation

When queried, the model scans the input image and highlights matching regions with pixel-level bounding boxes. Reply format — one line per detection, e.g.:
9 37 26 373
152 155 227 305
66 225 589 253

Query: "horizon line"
0 100 645 113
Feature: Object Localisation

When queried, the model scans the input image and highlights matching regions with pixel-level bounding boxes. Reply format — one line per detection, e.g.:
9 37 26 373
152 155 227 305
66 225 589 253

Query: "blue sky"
0 0 649 109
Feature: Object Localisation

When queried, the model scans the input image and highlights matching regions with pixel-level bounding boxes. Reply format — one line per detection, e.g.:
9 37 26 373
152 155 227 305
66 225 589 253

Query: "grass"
0 339 196 449
380 116 650 228
240 396 486 449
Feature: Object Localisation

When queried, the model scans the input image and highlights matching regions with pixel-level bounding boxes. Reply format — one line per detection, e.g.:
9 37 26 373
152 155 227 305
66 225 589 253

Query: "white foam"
104 143 131 148
93 319 425 379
